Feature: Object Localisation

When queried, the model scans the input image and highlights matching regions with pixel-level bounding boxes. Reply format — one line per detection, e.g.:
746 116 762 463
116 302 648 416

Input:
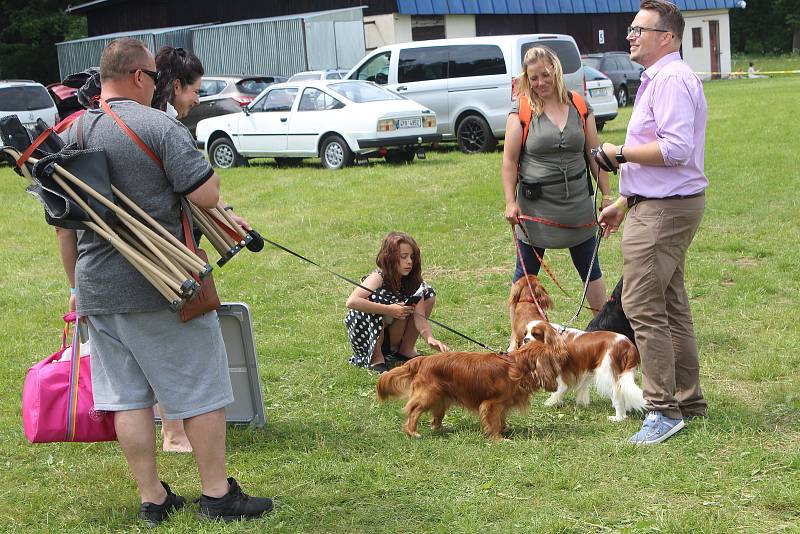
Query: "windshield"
0 85 54 111
328 81 402 103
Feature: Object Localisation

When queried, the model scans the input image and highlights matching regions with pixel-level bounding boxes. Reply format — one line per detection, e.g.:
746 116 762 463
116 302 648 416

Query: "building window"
411 16 445 41
692 27 702 48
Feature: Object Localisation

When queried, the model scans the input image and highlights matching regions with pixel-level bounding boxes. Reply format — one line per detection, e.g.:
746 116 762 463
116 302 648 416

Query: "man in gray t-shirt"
56 38 273 525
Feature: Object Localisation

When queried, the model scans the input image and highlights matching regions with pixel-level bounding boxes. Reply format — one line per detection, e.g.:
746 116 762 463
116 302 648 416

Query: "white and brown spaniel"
524 319 645 421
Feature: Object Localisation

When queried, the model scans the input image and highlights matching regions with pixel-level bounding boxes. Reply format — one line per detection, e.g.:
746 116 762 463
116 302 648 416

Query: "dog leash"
260 235 502 353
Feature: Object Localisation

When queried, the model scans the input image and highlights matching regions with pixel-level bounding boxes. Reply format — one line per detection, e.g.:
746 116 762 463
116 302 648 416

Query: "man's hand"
598 202 626 238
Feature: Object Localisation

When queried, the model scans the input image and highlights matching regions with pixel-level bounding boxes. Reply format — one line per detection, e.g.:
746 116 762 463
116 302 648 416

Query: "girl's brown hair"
376 231 423 296
515 46 569 118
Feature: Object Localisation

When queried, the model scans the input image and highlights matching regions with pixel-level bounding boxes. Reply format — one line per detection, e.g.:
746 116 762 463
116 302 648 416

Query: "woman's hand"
426 336 450 353
504 201 521 225
386 303 414 320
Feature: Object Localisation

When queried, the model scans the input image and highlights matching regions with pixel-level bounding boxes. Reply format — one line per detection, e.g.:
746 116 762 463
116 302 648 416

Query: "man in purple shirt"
597 0 707 445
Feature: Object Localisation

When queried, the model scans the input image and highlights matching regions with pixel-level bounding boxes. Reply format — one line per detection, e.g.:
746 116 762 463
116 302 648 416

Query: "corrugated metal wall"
57 7 366 80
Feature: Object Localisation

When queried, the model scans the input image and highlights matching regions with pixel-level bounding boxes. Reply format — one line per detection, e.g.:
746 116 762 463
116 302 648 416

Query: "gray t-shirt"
65 99 214 315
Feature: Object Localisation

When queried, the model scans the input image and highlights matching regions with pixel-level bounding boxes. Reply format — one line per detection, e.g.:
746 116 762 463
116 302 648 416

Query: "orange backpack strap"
518 95 532 151
567 90 589 132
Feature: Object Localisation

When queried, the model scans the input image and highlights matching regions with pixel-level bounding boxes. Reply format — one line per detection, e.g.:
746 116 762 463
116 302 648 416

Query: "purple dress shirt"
620 52 708 198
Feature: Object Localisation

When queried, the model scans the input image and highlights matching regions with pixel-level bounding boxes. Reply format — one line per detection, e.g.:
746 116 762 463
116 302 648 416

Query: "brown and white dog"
377 322 568 440
524 320 645 421
507 274 553 353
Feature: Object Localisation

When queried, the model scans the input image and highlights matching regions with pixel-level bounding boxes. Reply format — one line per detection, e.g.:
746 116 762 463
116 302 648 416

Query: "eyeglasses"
626 25 672 38
129 68 159 83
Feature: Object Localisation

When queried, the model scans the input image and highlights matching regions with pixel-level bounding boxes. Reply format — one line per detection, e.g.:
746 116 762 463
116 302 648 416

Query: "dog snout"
522 334 533 345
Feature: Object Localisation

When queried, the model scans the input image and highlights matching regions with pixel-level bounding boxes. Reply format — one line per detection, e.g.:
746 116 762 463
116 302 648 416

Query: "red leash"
512 227 549 322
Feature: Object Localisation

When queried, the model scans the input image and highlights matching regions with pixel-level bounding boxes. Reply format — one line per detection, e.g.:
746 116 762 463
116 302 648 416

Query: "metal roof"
395 0 742 14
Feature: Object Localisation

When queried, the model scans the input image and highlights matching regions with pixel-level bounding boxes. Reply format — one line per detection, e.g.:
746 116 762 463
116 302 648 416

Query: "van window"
354 51 391 85
398 46 448 83
448 44 506 78
521 40 581 74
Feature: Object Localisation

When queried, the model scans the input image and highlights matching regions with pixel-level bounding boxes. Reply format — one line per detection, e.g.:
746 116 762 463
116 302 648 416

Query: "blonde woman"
501 46 611 315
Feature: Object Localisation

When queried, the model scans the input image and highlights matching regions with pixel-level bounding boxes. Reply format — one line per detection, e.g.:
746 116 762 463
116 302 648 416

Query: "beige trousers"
621 195 707 420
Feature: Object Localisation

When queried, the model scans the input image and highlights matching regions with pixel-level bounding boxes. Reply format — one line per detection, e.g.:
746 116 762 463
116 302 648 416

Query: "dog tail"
617 340 645 412
617 371 646 413
376 363 417 402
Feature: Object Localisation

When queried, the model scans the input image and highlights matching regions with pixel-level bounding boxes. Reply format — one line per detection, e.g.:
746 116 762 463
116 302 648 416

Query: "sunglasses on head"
129 68 159 83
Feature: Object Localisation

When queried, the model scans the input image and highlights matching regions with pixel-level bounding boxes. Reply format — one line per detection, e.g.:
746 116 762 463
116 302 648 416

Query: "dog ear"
509 277 524 306
533 344 564 392
531 278 554 310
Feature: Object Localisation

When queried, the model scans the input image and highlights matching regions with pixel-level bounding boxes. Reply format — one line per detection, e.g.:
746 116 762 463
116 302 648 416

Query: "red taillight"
233 96 253 107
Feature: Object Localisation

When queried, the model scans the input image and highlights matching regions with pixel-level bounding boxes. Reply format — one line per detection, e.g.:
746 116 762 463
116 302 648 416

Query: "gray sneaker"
628 411 685 445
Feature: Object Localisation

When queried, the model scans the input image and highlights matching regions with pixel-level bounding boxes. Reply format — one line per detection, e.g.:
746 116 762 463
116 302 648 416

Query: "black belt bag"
519 171 587 201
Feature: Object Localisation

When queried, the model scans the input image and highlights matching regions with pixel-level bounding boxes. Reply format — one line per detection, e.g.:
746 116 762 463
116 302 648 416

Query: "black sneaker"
199 477 273 522
139 481 186 527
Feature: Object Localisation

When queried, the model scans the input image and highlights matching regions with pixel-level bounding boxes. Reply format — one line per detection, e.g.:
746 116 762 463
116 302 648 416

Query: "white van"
347 34 585 153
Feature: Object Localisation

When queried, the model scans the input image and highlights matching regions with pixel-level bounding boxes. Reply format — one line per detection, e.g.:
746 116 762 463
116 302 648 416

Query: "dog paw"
544 397 562 407
404 430 422 439
607 415 626 422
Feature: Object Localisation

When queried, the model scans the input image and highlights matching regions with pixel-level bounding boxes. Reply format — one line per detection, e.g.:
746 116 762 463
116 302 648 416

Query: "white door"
288 87 346 155
236 88 298 155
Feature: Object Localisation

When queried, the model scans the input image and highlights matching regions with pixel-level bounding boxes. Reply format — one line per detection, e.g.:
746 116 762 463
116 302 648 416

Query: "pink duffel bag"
22 312 116 443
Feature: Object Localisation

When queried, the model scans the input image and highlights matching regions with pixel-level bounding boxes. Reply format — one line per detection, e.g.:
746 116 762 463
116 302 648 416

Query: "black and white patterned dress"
344 269 436 368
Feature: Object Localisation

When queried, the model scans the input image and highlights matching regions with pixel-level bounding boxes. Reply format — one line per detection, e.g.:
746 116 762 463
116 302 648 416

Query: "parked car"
582 52 644 107
0 80 59 130
346 34 585 154
196 80 441 170
288 69 350 82
180 75 287 137
582 65 618 132
46 83 82 121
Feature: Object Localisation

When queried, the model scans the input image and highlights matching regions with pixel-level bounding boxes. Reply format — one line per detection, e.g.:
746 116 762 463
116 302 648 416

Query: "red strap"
54 110 84 134
16 127 54 166
204 209 243 243
181 210 196 253
517 213 596 230
99 99 163 169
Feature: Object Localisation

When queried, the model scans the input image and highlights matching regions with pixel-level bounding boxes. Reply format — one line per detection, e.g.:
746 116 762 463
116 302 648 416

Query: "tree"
0 0 86 83
730 0 797 54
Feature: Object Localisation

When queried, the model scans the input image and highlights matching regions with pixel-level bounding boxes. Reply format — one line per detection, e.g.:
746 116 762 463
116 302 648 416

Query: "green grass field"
0 75 798 533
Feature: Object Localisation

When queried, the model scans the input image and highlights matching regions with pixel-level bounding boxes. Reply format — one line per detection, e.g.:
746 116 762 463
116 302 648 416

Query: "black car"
582 52 644 107
180 75 287 137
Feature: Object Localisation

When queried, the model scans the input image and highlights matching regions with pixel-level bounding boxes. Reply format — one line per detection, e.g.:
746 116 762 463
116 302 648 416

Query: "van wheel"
320 135 353 170
209 137 247 168
457 115 497 154
616 85 628 107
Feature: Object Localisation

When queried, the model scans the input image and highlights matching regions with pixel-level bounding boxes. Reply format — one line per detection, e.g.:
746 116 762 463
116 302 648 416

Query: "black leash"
261 236 501 353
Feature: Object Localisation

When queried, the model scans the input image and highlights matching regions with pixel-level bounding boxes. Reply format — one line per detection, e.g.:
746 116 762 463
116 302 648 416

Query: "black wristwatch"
615 145 627 164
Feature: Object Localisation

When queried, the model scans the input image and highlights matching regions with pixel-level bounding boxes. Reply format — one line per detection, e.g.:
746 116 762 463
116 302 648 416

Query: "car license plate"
590 88 609 97
396 117 421 129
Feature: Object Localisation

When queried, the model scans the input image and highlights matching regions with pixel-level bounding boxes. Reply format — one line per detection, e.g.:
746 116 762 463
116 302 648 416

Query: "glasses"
129 68 159 83
627 25 672 38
